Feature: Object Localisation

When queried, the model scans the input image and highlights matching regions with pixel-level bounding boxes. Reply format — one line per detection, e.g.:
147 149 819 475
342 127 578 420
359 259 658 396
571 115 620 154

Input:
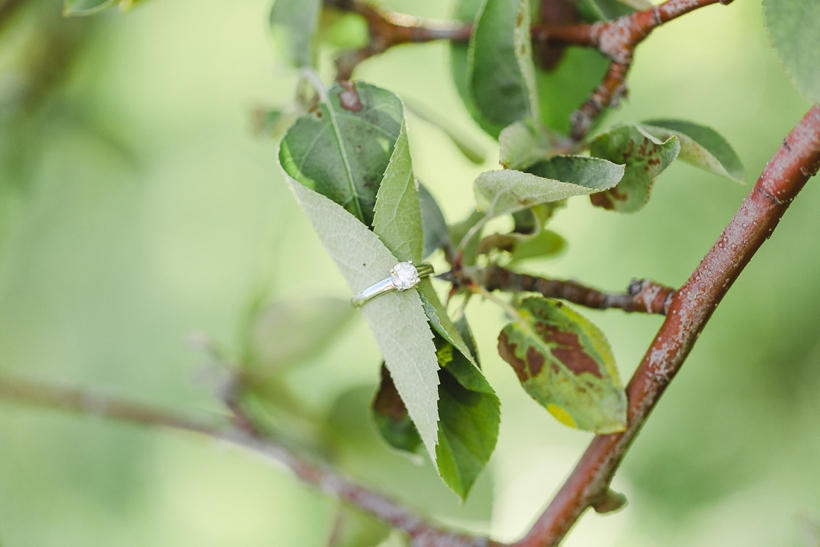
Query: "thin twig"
469 265 674 315
511 105 820 547
0 374 490 547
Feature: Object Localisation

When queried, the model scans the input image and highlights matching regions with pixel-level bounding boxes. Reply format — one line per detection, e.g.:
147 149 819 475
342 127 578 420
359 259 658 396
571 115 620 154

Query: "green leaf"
434 336 500 499
535 49 610 135
279 82 404 227
475 155 624 218
318 8 370 50
245 297 354 377
449 209 485 266
419 282 499 498
269 0 322 68
499 120 561 170
588 125 680 213
764 0 820 103
510 229 567 263
450 0 486 129
406 101 486 165
372 363 423 454
372 123 424 263
63 0 145 15
576 0 648 21
418 184 452 260
640 120 745 183
498 297 627 433
467 0 540 137
372 331 501 500
328 503 392 547
280 174 440 461
64 0 116 15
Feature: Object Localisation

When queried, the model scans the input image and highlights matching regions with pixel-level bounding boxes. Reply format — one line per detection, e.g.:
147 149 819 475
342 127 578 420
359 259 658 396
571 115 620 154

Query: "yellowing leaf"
498 297 627 433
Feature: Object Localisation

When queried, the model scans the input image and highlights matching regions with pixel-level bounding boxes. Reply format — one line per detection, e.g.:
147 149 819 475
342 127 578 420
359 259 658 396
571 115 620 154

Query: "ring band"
351 261 434 308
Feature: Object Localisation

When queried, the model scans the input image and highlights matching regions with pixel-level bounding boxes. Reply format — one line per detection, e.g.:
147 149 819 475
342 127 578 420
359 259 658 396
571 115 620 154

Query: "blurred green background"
0 0 818 545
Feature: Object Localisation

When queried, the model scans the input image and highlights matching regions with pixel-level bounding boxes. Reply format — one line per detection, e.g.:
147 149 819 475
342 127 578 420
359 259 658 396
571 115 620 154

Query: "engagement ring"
351 261 434 308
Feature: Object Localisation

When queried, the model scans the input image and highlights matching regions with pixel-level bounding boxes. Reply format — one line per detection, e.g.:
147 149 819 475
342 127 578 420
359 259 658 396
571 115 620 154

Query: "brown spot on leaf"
526 346 545 377
539 324 603 378
372 364 408 420
338 80 363 112
498 331 529 383
590 185 627 209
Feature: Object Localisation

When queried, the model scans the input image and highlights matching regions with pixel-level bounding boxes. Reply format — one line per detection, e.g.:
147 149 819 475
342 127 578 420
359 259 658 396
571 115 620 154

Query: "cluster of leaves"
255 0 751 511
28 0 820 542
60 0 817 522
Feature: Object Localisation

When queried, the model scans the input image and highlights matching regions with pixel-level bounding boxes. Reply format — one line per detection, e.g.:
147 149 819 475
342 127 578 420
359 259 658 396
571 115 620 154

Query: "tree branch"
328 0 733 133
0 374 489 547
532 0 735 139
469 265 674 315
328 0 472 80
511 105 820 547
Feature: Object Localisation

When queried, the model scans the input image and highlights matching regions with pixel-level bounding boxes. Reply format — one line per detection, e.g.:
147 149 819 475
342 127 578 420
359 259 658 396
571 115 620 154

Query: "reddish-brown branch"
0 374 487 547
570 61 630 140
511 106 820 547
532 0 734 139
474 265 674 315
532 0 732 62
330 0 472 80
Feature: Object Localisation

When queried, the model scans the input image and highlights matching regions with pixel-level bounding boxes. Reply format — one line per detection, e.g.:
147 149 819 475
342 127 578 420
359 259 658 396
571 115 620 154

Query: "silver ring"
351 261 434 308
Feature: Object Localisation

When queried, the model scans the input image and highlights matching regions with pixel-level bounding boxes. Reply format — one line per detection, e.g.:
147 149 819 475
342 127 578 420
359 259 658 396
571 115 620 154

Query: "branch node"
591 489 628 514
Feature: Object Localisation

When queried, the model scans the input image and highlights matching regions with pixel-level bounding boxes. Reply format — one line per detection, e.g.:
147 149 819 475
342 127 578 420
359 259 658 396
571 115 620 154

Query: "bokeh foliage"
0 0 818 546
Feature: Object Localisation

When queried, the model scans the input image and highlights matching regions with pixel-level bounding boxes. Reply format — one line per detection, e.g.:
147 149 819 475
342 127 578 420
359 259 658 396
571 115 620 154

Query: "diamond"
390 261 420 291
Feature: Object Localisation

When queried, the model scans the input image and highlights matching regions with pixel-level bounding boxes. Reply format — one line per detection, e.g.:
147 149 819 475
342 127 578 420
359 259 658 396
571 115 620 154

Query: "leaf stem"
471 282 524 323
298 66 328 103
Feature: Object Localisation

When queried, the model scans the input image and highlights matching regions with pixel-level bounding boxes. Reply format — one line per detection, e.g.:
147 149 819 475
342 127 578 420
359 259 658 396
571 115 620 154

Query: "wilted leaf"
246 297 354 375
589 125 680 213
281 176 440 461
498 297 627 433
475 155 624 218
764 0 820 103
640 120 745 183
269 0 322 68
418 184 452 260
328 503 392 547
279 82 404 227
466 0 540 137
